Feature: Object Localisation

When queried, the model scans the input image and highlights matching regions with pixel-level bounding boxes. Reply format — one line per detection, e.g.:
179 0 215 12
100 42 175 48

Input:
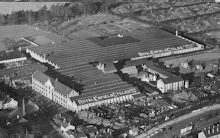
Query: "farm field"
0 2 68 14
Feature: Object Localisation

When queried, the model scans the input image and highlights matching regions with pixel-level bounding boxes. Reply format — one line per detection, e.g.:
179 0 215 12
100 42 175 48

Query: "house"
157 76 185 93
129 127 139 136
198 124 220 138
32 71 79 111
3 98 18 110
61 120 75 133
83 125 98 137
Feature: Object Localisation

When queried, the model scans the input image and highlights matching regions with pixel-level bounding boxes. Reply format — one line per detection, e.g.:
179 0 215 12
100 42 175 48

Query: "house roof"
66 129 74 135
161 76 183 84
33 71 74 96
203 124 220 137
83 125 98 134
61 121 69 128
73 132 87 138
130 127 139 132
104 62 117 73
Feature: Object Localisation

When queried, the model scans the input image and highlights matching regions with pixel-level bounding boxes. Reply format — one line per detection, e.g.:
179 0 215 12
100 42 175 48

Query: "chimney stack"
217 124 219 132
176 30 178 36
212 126 215 133
22 98 25 117
54 78 58 88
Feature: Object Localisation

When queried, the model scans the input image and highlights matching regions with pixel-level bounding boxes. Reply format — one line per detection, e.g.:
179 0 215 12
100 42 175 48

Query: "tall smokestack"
201 73 205 85
22 98 25 117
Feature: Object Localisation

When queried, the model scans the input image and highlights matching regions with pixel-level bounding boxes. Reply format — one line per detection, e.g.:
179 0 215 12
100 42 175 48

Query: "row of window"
32 80 69 109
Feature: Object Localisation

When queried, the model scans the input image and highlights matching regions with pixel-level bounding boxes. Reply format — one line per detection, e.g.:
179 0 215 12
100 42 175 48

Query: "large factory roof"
28 28 192 68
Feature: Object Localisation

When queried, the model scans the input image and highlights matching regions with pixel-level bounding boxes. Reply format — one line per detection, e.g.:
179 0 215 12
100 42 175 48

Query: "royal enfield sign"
76 88 138 105
138 44 195 57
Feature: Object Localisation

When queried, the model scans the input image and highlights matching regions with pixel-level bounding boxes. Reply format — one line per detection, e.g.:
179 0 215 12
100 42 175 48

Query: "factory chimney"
22 98 25 117
217 124 219 132
201 73 205 85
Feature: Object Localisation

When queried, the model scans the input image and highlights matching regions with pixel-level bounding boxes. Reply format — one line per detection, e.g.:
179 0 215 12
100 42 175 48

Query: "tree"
25 11 36 24
0 14 7 25
7 11 19 25
1 38 17 50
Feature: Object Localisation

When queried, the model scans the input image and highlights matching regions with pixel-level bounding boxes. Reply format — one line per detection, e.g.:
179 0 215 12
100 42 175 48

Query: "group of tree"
0 0 121 26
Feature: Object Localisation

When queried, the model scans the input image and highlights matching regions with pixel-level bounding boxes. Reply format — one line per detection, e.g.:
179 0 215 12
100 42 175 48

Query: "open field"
0 25 49 40
0 24 68 51
40 13 152 39
0 2 68 14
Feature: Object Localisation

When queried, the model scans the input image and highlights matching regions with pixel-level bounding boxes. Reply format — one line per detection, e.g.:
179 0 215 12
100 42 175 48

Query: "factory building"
32 71 79 111
26 28 204 69
71 87 140 111
198 124 220 138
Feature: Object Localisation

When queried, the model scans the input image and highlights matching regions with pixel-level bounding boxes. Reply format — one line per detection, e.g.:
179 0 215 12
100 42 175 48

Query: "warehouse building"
32 71 79 111
26 28 204 69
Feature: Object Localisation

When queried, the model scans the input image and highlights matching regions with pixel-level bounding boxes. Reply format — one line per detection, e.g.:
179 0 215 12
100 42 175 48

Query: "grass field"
0 2 68 14
0 24 66 51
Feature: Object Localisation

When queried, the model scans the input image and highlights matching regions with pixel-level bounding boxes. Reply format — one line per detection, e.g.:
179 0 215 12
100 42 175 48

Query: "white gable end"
45 79 54 88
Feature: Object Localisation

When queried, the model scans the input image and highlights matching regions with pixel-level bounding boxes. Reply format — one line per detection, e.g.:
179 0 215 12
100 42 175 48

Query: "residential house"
129 127 139 136
32 71 79 111
83 125 98 137
3 98 18 110
61 120 75 134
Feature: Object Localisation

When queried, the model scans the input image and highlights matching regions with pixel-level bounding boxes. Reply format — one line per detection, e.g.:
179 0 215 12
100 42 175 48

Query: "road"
135 104 220 138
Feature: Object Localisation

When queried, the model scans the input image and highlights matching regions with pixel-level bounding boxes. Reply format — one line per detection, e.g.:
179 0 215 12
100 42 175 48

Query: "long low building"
0 51 27 64
71 87 140 111
26 28 204 69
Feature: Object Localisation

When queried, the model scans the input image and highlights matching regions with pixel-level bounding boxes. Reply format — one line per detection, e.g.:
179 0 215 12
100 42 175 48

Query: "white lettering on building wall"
138 44 195 57
77 88 137 105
